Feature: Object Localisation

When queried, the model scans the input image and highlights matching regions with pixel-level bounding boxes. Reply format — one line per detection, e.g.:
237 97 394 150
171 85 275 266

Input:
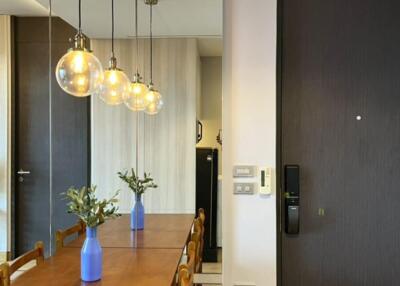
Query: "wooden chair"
178 241 197 285
197 208 206 271
190 231 202 273
185 241 196 273
178 265 194 286
0 241 44 286
55 220 86 251
198 208 205 226
193 218 203 239
177 241 196 286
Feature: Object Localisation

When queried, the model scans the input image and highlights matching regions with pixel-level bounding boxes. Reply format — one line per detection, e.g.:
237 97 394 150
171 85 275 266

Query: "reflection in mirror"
3 0 222 283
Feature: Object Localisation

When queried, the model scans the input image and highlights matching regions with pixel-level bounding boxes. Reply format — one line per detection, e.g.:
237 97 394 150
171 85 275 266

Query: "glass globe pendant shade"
95 57 130 105
144 86 163 115
123 73 149 111
55 32 104 97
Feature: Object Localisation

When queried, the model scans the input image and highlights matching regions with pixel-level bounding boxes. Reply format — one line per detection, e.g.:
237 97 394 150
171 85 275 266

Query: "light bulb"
123 74 149 111
95 60 130 105
144 89 163 115
55 50 104 97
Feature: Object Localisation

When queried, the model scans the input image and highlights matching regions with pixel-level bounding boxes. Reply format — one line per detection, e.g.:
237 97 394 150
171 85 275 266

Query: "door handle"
197 120 203 143
284 165 300 234
17 169 31 175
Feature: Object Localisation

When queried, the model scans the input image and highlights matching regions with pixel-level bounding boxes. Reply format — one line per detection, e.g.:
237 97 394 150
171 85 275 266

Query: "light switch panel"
233 165 257 177
260 167 272 195
234 183 256 195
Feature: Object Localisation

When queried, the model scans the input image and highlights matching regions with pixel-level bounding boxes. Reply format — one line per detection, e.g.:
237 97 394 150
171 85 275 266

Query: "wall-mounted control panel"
233 165 274 196
233 183 256 195
259 167 272 195
233 165 257 178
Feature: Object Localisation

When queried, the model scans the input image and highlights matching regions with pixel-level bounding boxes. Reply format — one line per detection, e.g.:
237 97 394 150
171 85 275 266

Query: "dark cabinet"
196 148 218 262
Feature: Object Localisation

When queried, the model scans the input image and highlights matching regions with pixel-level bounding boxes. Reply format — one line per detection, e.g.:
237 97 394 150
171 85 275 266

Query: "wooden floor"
192 249 223 285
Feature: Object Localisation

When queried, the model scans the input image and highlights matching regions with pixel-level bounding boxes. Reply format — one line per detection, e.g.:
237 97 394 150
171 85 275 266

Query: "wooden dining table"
65 214 194 249
12 214 194 286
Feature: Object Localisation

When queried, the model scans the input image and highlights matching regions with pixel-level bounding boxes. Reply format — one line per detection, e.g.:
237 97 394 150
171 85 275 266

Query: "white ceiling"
0 0 48 16
0 0 222 55
34 0 222 38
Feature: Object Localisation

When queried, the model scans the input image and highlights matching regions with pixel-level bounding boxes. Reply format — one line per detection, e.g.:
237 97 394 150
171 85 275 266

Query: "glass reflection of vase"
81 227 102 282
131 193 144 230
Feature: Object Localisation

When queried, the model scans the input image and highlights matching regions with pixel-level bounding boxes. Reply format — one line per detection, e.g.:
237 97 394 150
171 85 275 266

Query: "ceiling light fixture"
96 0 130 105
124 0 149 111
144 0 163 115
55 0 103 97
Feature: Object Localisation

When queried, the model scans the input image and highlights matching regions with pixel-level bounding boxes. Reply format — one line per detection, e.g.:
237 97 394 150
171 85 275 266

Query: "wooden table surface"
12 247 183 286
13 214 194 286
65 214 194 249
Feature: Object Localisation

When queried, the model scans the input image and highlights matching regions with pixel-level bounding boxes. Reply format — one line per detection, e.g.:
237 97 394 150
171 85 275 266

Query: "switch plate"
234 183 256 195
233 165 257 177
260 167 272 195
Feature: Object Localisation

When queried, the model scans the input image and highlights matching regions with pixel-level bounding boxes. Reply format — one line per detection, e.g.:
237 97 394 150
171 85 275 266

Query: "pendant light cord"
48 0 53 256
135 0 139 74
78 0 82 32
150 3 153 83
111 0 114 56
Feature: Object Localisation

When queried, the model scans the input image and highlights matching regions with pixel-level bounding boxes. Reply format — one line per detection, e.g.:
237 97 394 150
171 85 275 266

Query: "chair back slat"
0 263 9 286
56 220 85 250
191 231 201 272
197 208 206 271
0 241 44 286
179 265 194 286
198 208 205 225
186 241 196 274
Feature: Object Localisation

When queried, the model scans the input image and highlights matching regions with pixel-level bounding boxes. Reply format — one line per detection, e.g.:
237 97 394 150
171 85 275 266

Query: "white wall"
91 38 198 214
0 15 11 257
222 0 277 285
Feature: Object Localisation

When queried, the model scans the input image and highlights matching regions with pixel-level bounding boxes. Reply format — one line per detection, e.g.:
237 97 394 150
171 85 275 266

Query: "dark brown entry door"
280 0 400 285
14 17 90 257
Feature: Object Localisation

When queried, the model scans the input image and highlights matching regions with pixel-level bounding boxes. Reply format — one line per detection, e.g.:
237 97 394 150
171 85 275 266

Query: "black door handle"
284 165 300 234
197 120 203 143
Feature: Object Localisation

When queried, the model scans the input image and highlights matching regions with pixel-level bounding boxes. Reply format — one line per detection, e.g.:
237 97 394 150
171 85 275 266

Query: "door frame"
276 0 284 284
10 15 16 260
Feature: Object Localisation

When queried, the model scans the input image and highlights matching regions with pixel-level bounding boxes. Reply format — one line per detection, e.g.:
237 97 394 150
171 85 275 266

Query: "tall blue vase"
131 194 144 230
81 227 102 282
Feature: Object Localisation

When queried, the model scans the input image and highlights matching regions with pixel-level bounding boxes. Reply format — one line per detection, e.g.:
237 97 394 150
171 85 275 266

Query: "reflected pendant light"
145 0 163 115
123 0 149 111
55 0 104 97
95 0 130 105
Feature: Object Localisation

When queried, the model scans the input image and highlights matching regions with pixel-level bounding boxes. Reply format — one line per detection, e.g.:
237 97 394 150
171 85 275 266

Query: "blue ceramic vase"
131 193 144 230
81 227 102 282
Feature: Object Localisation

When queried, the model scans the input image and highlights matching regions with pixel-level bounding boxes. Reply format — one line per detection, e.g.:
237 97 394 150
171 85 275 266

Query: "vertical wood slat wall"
91 38 198 214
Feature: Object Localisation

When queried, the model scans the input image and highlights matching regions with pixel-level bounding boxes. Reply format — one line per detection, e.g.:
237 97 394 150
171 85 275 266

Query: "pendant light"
95 0 130 105
55 0 103 97
145 0 163 115
123 0 149 111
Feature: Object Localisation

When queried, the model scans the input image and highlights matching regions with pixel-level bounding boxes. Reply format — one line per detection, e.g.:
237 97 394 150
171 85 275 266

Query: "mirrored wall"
10 0 222 272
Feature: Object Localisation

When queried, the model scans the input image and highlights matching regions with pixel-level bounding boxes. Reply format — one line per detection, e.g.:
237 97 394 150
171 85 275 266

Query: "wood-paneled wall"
90 38 198 213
